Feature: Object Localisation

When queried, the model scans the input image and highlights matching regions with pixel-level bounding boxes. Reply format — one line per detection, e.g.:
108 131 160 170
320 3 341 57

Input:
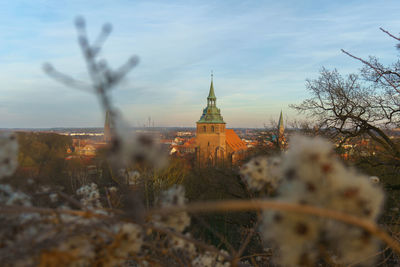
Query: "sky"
1 0 400 128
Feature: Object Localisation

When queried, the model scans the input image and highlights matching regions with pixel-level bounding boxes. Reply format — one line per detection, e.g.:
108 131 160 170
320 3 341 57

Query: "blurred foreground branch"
3 197 400 255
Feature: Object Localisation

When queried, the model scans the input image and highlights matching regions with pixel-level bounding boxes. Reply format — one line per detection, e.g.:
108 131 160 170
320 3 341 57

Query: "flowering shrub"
153 185 191 232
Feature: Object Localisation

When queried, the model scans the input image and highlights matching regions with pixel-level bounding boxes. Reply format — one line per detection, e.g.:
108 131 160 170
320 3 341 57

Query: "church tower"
277 110 286 149
196 73 226 166
278 110 284 137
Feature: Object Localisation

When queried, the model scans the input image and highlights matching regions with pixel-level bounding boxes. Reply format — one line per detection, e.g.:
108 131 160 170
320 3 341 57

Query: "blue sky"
1 0 400 128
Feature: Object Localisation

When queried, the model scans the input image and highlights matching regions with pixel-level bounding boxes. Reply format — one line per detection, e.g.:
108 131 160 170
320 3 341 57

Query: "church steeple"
198 73 225 124
278 110 284 136
207 71 216 107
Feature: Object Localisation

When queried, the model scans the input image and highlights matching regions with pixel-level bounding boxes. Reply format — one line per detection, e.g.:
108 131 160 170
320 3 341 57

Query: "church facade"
195 75 247 166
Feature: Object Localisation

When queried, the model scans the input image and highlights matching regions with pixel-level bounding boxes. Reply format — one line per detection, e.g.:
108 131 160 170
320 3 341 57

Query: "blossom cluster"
192 251 231 267
0 183 38 223
0 184 31 206
37 221 144 267
103 222 144 266
240 155 282 192
154 185 191 233
259 136 384 266
76 183 102 209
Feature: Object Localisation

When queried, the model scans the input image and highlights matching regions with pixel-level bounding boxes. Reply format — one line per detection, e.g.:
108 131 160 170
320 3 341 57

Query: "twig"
380 27 400 42
341 49 400 93
146 224 232 261
193 214 237 256
142 242 186 267
149 199 400 255
43 64 92 92
0 205 109 219
233 217 261 265
348 246 390 267
238 253 271 261
57 191 83 209
104 187 113 208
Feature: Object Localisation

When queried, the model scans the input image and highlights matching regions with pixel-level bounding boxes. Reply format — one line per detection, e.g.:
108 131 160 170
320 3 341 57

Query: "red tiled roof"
225 129 247 151
183 137 196 147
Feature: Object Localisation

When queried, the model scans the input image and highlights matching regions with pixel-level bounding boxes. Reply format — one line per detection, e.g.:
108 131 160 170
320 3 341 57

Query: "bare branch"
43 63 92 92
341 49 400 93
380 27 400 42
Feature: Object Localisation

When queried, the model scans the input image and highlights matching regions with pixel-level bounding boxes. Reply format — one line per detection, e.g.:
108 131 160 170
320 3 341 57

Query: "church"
195 74 247 166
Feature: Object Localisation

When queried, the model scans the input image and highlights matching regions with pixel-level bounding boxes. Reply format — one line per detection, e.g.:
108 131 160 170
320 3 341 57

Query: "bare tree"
291 29 400 159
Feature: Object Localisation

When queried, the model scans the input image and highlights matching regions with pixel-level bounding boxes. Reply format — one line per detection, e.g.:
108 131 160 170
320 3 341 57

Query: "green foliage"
10 132 72 189
18 132 71 166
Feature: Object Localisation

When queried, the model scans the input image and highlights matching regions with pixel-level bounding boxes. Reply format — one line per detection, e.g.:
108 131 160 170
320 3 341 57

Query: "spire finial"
207 71 216 101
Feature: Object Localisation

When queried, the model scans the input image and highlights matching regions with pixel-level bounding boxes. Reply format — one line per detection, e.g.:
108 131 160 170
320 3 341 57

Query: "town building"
195 74 247 166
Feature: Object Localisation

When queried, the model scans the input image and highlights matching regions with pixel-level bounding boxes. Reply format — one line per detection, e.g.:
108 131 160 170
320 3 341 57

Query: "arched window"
203 126 206 132
211 126 215 132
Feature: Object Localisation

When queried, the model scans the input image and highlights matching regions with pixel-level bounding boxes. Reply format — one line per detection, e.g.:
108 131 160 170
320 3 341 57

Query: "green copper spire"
278 110 284 135
207 71 216 100
197 73 225 124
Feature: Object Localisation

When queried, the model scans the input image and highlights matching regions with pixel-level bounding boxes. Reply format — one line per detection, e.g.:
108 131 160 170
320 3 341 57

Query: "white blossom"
192 251 230 267
76 183 102 209
56 236 95 266
261 135 384 266
154 185 190 232
240 156 282 191
169 233 196 256
101 223 143 266
0 184 31 206
369 176 380 184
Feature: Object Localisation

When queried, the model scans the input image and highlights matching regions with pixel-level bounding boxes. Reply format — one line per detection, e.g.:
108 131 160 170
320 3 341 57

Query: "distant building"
170 137 196 156
72 139 103 157
195 74 247 166
177 131 194 137
80 144 96 156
